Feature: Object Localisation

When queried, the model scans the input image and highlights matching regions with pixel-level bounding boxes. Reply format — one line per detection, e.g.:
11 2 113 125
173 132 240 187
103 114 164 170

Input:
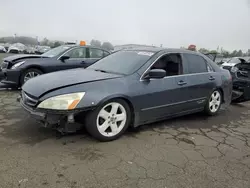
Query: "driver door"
60 47 91 70
137 53 191 123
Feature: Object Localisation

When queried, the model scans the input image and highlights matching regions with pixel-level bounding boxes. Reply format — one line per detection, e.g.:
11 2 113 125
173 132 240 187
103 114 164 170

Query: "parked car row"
0 44 111 87
15 47 232 141
0 43 51 54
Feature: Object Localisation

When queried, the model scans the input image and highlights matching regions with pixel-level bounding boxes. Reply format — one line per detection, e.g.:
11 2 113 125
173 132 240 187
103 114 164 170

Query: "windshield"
87 50 155 75
41 45 71 57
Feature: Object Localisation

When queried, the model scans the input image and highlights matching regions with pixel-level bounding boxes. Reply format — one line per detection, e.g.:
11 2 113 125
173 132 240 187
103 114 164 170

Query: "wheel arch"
216 87 224 103
22 65 45 73
19 65 45 85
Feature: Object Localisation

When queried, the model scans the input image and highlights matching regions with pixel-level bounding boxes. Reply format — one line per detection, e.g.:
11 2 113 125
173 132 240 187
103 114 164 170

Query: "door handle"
177 80 187 86
209 76 215 80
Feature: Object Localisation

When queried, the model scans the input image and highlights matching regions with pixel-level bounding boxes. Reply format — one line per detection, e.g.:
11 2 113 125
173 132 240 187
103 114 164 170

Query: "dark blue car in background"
0 45 110 87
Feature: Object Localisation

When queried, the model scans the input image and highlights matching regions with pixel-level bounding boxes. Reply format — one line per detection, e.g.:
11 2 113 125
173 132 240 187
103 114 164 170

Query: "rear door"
182 53 217 109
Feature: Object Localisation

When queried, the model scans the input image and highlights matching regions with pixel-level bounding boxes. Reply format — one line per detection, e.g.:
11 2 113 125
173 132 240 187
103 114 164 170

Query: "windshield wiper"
94 69 108 73
93 69 125 75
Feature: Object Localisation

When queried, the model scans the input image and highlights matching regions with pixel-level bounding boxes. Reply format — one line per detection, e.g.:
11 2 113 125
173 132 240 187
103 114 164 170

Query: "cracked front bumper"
20 98 63 127
0 69 20 86
18 95 92 129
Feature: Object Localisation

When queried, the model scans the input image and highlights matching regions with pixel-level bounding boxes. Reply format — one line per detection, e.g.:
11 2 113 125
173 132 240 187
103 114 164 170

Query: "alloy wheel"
23 71 40 83
96 102 127 137
209 91 221 113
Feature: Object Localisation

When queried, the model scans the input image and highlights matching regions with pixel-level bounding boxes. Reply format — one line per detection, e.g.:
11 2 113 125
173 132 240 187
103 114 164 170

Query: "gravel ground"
0 89 250 188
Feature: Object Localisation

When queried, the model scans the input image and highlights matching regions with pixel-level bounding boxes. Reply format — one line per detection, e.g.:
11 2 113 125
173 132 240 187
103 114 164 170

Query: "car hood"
3 54 43 62
221 62 238 67
22 68 122 98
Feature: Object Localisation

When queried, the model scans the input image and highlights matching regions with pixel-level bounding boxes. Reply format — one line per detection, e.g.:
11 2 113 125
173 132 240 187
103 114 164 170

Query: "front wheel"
204 90 222 115
20 68 43 86
85 99 131 141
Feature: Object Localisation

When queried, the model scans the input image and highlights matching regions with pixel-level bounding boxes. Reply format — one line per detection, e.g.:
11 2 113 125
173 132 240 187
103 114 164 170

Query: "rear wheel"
20 68 43 86
204 90 222 115
85 99 131 141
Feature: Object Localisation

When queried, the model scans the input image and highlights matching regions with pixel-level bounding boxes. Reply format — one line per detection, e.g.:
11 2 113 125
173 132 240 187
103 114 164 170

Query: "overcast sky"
0 0 250 51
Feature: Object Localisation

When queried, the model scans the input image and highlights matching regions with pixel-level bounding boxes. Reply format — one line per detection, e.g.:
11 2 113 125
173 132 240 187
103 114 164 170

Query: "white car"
221 57 250 71
0 45 6 53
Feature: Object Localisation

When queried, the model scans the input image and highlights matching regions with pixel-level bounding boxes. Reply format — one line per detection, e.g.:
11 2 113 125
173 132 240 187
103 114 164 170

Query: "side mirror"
145 69 166 79
59 55 70 62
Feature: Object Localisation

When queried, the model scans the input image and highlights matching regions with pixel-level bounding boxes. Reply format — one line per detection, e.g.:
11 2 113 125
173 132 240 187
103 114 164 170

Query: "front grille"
21 91 38 107
1 61 9 69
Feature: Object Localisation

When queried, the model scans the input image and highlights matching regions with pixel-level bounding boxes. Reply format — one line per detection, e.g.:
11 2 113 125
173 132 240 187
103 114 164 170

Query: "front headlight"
11 61 25 69
37 92 85 110
231 66 238 73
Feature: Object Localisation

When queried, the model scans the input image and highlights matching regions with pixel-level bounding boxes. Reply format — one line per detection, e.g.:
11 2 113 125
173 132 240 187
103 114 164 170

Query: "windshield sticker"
137 51 154 56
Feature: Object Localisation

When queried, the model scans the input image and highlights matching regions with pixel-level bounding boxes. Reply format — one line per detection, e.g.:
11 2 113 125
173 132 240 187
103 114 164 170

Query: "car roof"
64 44 110 52
123 47 200 54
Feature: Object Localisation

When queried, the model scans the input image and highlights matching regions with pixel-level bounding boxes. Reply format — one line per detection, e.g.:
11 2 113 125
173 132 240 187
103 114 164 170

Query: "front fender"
97 94 133 107
76 90 134 109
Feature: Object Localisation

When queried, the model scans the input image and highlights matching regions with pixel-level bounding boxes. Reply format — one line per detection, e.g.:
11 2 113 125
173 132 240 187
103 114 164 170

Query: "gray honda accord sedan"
19 47 232 141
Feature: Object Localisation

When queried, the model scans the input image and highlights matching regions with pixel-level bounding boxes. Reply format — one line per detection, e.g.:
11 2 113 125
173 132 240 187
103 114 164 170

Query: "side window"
184 54 208 74
89 48 104 58
64 47 86 58
207 63 214 72
150 53 183 77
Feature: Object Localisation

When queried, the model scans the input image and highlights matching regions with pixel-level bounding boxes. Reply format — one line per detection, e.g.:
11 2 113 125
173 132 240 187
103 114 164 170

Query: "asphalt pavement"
0 90 250 188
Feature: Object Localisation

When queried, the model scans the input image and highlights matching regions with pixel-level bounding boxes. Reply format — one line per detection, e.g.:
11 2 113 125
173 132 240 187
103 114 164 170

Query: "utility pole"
36 36 39 47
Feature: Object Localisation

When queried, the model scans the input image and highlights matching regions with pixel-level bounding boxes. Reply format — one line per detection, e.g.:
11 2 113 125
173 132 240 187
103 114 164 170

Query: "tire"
20 68 43 86
204 89 222 116
85 99 131 142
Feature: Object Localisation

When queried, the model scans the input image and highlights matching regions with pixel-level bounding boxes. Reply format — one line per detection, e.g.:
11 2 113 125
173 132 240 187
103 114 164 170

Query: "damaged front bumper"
17 95 92 133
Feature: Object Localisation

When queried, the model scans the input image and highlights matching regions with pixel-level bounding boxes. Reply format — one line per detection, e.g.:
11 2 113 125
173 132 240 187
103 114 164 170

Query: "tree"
0 37 5 43
247 49 250 56
90 39 101 47
52 41 61 48
210 50 218 54
198 48 209 54
40 38 49 46
230 50 238 57
236 50 243 57
101 42 114 51
221 50 230 58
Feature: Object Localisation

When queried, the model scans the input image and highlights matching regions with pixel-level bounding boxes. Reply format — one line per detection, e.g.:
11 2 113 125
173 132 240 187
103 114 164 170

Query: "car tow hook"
67 114 75 123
